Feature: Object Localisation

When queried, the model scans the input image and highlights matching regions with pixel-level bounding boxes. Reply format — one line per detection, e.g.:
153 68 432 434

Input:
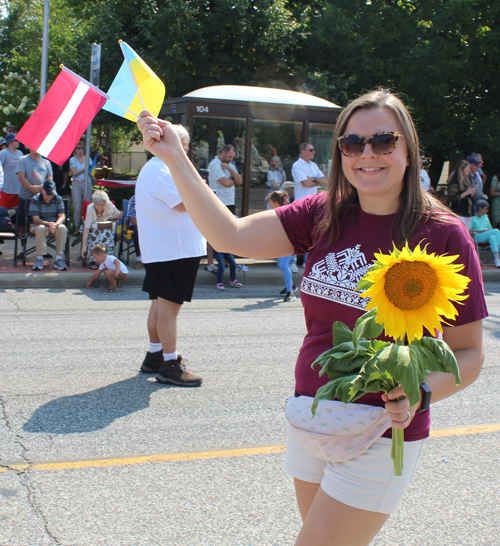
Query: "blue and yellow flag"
89 154 98 177
103 41 165 122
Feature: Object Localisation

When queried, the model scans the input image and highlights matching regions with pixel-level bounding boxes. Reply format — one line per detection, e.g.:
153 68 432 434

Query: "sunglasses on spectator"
337 132 403 157
76 146 85 149
307 147 315 152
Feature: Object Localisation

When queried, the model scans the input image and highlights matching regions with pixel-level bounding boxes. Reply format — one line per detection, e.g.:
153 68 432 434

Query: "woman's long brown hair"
315 89 451 248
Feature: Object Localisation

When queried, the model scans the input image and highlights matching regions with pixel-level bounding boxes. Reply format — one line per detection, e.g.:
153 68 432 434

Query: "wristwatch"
416 382 432 413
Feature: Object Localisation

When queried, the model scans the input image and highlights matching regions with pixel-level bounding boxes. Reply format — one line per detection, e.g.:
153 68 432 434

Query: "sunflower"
360 242 470 342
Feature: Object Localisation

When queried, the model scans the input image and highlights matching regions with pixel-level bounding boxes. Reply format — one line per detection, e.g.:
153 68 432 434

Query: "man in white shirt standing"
291 143 326 268
136 125 206 387
208 145 242 214
291 142 326 202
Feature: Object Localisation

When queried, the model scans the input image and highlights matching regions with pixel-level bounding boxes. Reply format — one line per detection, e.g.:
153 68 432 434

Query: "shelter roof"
183 85 340 109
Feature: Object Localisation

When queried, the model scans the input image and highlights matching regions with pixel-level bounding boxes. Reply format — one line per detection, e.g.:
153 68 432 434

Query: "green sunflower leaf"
332 322 353 346
311 374 359 413
356 277 373 291
381 344 427 406
353 308 384 346
416 337 462 385
317 353 370 379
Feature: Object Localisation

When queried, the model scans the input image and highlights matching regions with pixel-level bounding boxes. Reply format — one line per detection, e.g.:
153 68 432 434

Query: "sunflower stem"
391 427 404 476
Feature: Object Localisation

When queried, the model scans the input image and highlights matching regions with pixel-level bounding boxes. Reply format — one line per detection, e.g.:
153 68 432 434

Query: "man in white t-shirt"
291 142 326 202
291 143 326 268
208 145 242 214
136 125 206 387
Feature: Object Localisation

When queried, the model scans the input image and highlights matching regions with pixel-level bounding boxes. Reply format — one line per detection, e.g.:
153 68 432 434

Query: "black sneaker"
283 291 296 302
280 284 296 295
156 357 202 387
140 350 164 373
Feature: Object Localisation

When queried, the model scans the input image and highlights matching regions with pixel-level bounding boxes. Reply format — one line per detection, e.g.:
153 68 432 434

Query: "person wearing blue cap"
28 179 68 271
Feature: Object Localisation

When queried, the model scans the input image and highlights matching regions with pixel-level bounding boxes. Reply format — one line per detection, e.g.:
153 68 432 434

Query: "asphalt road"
0 284 499 546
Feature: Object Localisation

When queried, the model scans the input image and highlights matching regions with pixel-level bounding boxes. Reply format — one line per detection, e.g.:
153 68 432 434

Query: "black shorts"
142 257 201 304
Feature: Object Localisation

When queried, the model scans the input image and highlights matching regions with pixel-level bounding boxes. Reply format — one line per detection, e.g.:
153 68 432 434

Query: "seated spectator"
448 159 475 229
28 180 68 271
266 156 286 210
85 243 129 292
0 139 6 151
16 147 53 259
126 194 143 269
419 157 434 193
81 190 122 269
470 200 500 268
96 156 111 179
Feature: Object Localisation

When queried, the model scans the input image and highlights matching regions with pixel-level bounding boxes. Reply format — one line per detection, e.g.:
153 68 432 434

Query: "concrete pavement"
0 285 499 545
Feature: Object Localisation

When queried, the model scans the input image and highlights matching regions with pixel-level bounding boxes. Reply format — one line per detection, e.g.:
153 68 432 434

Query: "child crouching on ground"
86 244 129 292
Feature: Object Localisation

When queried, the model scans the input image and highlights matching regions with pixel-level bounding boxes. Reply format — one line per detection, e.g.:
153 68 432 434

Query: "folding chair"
117 199 137 265
16 198 71 267
471 234 492 266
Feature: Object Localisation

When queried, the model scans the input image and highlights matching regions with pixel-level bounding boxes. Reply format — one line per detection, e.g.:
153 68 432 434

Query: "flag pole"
119 40 147 111
107 96 141 120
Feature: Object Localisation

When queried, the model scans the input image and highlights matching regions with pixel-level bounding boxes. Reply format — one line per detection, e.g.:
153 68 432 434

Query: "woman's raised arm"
137 112 294 259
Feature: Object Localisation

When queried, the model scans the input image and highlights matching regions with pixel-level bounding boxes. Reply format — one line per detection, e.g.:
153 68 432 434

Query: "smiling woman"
136 88 488 546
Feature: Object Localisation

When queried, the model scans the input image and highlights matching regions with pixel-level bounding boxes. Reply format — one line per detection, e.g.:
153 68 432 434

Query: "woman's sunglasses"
337 132 402 157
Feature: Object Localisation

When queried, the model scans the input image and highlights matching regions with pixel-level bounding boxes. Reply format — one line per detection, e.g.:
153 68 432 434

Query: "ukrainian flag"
89 154 98 177
103 41 165 122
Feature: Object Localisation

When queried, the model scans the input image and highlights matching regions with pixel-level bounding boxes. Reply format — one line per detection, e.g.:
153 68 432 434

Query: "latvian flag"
16 67 108 165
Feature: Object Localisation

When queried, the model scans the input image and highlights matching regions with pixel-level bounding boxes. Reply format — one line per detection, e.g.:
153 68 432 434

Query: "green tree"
296 0 500 181
0 71 39 132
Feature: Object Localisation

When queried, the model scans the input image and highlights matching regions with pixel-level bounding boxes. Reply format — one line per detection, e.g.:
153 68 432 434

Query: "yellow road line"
429 422 500 438
0 445 286 473
1 423 499 473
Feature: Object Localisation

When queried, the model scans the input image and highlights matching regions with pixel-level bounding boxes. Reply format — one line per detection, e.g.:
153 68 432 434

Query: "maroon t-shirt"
276 193 488 441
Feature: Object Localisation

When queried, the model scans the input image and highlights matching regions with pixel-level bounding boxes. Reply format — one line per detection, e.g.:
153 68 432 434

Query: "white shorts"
284 432 424 514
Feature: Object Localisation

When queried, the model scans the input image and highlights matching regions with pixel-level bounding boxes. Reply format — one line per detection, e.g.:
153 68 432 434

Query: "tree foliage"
1 0 499 177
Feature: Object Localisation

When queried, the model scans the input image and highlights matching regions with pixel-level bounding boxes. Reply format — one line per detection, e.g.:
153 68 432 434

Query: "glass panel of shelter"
249 120 302 214
191 116 246 216
309 122 335 180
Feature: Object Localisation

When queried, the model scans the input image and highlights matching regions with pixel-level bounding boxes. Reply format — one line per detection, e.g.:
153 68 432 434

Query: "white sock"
56 255 62 261
149 342 162 353
37 256 43 260
137 256 142 262
494 252 500 264
163 351 178 362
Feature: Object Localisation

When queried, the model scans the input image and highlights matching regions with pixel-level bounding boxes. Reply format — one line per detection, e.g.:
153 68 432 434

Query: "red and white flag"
16 67 108 166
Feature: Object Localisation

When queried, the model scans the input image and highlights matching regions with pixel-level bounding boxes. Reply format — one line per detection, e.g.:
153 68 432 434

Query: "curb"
0 264 304 289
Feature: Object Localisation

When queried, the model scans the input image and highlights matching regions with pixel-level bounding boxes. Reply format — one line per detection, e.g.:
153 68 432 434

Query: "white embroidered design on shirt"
301 245 370 310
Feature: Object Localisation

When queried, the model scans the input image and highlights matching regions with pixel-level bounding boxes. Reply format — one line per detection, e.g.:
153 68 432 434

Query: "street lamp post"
40 0 50 99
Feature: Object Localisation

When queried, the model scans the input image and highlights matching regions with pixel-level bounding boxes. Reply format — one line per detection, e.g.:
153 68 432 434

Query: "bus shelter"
161 86 341 216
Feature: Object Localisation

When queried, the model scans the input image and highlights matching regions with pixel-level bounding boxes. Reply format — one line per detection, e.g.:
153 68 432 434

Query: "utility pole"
40 0 50 99
84 44 102 189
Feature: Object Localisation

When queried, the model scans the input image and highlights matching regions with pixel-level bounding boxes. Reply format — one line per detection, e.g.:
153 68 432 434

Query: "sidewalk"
1 237 498 288
0 237 303 288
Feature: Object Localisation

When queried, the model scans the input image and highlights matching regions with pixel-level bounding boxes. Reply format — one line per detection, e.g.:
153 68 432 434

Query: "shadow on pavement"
22 374 167 434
